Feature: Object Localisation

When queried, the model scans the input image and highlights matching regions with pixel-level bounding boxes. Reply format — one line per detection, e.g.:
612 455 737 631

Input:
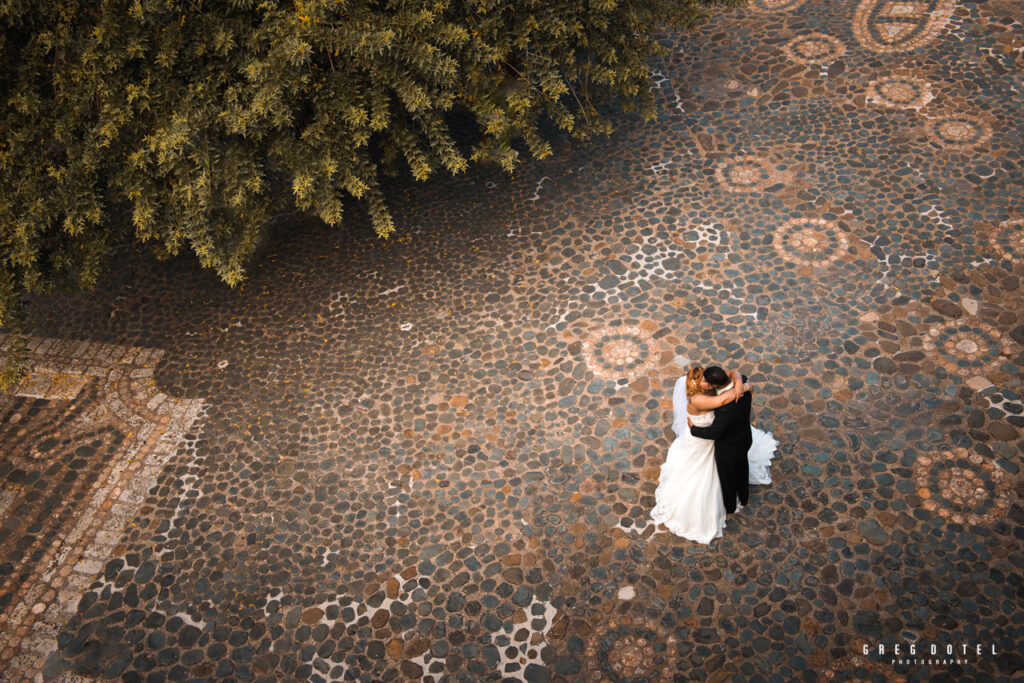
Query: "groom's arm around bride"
688 373 753 513
686 376 749 440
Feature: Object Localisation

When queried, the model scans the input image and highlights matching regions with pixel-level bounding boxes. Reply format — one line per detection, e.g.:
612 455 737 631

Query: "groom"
688 366 752 514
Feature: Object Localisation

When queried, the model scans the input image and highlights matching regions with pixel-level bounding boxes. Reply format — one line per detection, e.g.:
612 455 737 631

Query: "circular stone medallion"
582 326 661 381
773 218 850 267
925 113 993 150
866 74 933 109
714 156 775 192
914 448 1013 526
584 620 677 681
752 0 807 11
989 218 1024 261
922 324 1004 377
783 33 847 65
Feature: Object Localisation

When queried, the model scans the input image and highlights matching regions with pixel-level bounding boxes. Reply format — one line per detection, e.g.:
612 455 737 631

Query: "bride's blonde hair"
685 367 706 397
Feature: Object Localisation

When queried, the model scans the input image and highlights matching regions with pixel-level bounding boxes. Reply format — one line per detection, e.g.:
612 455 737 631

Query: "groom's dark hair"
703 366 729 387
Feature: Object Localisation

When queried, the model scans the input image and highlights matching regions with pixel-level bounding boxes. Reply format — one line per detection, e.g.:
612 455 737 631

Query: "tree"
0 0 734 366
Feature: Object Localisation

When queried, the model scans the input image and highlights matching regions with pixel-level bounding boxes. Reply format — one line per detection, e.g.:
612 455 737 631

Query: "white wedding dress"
650 377 778 544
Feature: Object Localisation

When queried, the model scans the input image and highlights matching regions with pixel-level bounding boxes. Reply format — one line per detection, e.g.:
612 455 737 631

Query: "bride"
650 366 777 544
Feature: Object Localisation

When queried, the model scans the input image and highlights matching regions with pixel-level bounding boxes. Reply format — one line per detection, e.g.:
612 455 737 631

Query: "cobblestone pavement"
2 1 1024 681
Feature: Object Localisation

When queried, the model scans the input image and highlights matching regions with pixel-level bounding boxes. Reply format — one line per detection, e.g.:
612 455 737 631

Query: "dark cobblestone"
1 1 1022 682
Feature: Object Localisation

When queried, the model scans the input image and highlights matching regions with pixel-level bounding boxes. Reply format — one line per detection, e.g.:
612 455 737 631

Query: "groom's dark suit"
689 377 752 514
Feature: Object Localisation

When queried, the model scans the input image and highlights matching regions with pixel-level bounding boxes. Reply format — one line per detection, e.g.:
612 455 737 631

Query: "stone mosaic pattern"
0 335 204 682
865 71 934 110
913 447 1013 527
852 0 958 54
783 32 847 66
1 0 1023 681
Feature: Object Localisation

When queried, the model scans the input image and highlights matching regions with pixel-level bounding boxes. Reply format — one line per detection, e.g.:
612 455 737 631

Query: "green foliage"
0 327 26 391
1 0 734 329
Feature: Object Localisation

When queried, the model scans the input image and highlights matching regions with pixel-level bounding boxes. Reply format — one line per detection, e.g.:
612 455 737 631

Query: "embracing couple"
651 365 777 544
